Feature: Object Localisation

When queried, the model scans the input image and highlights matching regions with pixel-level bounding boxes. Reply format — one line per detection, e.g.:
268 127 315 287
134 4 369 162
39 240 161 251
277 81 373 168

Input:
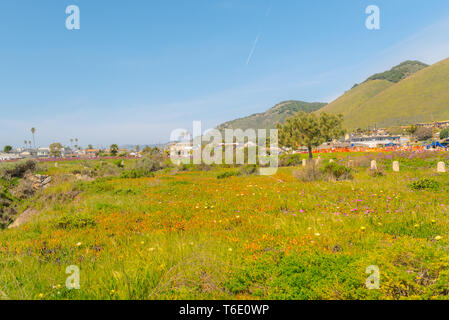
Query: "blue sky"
2 0 449 148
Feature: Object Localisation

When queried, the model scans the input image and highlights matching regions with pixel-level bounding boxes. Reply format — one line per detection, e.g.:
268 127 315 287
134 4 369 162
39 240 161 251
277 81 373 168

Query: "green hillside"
364 60 428 83
217 100 327 131
348 57 449 129
319 58 449 130
319 79 394 121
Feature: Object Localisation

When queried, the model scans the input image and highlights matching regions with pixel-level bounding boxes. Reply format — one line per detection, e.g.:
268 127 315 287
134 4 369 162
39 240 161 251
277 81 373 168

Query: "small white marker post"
302 159 307 167
371 160 378 171
437 162 446 173
393 161 400 172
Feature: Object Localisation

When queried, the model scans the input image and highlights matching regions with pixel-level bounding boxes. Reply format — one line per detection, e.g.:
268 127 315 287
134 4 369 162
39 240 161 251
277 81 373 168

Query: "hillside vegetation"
217 101 327 131
318 80 394 123
364 60 428 84
321 58 449 130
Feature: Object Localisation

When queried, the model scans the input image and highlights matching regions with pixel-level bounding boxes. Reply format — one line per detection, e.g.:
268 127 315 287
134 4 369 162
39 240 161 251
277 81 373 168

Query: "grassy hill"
364 60 428 83
319 80 394 122
319 58 449 130
350 57 449 129
217 100 327 131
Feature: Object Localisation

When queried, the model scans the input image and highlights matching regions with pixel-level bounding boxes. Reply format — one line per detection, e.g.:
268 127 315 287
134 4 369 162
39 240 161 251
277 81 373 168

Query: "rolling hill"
364 60 428 83
217 100 327 131
319 79 394 118
318 59 449 130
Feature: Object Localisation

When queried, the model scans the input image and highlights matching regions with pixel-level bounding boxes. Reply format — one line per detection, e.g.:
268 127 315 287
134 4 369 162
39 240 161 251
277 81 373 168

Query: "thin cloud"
246 33 261 65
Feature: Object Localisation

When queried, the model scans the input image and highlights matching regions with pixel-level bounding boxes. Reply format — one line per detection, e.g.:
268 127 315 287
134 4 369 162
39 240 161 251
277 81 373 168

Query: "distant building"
36 148 50 158
0 153 20 161
84 149 99 158
416 120 449 129
169 141 194 158
347 135 408 148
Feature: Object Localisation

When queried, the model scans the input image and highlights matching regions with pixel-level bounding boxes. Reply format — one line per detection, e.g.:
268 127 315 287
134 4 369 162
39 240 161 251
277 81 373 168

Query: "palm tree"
31 127 36 149
70 139 73 149
24 140 27 150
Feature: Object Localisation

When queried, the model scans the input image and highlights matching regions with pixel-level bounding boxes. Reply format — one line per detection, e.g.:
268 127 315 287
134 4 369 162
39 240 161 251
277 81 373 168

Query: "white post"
302 159 307 167
393 161 400 172
370 160 377 171
437 162 446 173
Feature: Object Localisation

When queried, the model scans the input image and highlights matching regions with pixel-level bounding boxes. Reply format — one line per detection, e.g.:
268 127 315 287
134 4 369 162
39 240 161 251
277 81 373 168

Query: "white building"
37 148 50 158
0 153 21 161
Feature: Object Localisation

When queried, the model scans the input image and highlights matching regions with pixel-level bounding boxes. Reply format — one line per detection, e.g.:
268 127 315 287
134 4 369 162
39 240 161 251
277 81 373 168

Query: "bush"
10 180 35 199
114 159 125 168
120 169 155 179
0 160 37 179
409 178 441 191
217 171 240 179
97 162 122 177
53 213 96 230
240 164 257 175
440 129 449 140
293 163 322 182
280 154 305 167
320 162 353 181
368 169 384 178
415 127 433 141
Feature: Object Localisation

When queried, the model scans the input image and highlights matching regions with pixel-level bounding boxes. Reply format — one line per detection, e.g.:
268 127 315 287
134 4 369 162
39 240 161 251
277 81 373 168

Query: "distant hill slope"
217 100 327 131
319 79 394 119
364 60 428 83
318 59 449 130
348 57 449 129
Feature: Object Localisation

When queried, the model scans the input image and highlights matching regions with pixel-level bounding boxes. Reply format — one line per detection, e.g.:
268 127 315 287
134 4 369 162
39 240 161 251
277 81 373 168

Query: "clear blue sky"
2 0 449 148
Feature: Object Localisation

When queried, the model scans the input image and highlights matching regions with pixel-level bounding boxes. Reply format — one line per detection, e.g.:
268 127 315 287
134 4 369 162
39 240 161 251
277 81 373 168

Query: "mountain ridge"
216 100 327 131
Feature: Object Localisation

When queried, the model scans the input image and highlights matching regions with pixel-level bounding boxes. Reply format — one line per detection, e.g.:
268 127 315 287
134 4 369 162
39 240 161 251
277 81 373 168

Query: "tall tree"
110 144 119 156
3 145 12 153
49 143 63 157
277 112 345 159
31 127 36 149
24 140 27 149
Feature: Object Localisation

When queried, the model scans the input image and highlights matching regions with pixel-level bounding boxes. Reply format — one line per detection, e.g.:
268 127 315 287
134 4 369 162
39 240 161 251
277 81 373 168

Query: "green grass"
1 154 449 300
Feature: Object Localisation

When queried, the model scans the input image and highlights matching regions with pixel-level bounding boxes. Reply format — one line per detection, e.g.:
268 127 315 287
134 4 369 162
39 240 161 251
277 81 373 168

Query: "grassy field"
1 152 449 300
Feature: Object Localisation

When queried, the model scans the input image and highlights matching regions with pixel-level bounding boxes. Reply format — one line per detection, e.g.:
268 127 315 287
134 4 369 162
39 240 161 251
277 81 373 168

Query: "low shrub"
409 178 441 191
53 213 96 230
240 164 258 175
321 162 353 181
293 163 322 182
279 154 305 167
217 171 240 179
368 169 385 178
0 160 38 179
120 169 155 179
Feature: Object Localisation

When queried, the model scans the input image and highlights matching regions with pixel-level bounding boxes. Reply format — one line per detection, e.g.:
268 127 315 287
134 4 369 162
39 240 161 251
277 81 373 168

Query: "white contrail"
246 32 261 65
